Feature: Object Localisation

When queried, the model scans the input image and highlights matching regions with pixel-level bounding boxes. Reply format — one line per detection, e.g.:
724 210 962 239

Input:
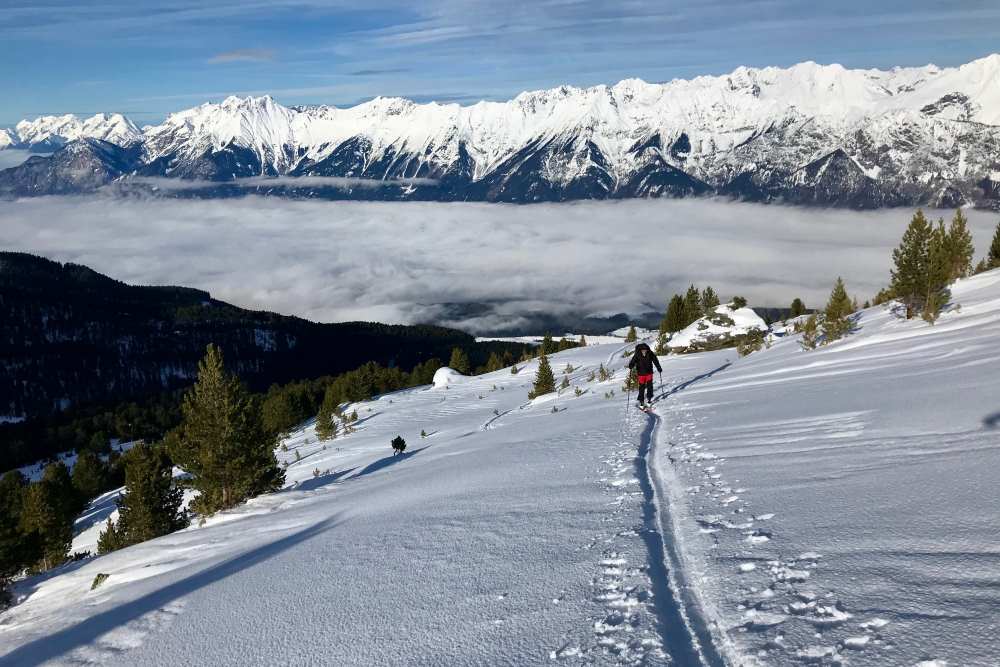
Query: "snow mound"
667 304 767 352
432 366 465 388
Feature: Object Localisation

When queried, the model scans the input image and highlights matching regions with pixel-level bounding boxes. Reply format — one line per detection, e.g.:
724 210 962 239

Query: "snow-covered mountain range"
3 55 1000 207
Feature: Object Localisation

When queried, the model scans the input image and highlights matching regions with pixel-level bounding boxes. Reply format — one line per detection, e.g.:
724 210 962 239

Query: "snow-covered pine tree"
624 325 637 343
528 354 556 399
682 285 702 326
560 376 570 390
701 286 720 315
448 347 470 374
578 335 587 347
98 442 186 554
891 209 932 318
946 209 974 280
169 344 284 515
789 298 806 318
821 277 854 342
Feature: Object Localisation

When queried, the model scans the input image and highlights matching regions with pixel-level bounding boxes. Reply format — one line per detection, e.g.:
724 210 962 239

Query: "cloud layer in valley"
0 196 995 334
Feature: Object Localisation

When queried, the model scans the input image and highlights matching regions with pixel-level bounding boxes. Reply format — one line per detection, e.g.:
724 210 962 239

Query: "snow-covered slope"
2 270 999 665
3 55 1000 206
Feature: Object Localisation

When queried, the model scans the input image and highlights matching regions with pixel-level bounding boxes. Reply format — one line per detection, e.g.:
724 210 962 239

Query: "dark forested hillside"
0 252 506 422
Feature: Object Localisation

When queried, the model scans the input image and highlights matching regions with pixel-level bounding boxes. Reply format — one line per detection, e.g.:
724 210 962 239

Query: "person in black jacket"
628 342 662 408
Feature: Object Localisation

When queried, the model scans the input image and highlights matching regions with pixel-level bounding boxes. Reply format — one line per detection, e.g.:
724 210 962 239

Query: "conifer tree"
789 298 806 318
624 325 637 343
700 287 720 315
800 314 819 350
484 352 503 372
19 480 71 572
987 220 1000 270
528 354 556 399
98 443 186 553
448 347 471 374
622 368 638 392
682 285 702 326
315 387 338 441
169 344 284 515
540 334 555 355
577 335 587 347
945 209 974 280
560 376 570 390
923 221 952 323
891 209 932 318
731 296 748 309
42 461 81 521
661 294 686 333
0 472 28 599
598 364 611 382
72 451 106 503
821 278 854 342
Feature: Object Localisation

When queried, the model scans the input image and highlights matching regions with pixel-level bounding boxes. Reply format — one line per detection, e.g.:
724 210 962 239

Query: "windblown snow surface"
2 271 999 666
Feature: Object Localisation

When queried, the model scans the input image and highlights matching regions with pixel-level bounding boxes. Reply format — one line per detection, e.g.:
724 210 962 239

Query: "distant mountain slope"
0 252 498 421
2 55 999 208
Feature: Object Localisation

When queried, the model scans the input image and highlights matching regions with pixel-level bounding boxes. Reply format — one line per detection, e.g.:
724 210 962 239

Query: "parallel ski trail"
630 364 734 667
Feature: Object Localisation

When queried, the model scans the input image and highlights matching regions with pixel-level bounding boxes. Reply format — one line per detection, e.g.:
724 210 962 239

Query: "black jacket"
628 343 662 375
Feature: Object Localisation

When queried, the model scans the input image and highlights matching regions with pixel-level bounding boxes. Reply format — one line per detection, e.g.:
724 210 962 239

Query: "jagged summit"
2 54 999 207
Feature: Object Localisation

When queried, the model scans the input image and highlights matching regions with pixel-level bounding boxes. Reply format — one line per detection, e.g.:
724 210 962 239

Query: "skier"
628 342 661 410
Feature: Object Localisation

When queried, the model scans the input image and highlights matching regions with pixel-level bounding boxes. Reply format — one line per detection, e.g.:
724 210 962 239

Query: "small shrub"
574 387 583 397
313 468 321 478
91 573 110 590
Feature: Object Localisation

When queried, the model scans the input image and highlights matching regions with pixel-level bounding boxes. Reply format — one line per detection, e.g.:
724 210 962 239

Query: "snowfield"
2 270 999 666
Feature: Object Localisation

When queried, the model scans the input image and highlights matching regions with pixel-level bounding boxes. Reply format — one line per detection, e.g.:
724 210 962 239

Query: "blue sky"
3 0 999 126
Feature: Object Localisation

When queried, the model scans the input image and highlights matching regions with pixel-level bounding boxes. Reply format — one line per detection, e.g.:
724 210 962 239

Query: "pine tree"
923 221 951 323
42 461 81 521
448 347 470 374
169 344 284 516
661 294 686 333
560 376 570 390
987 220 1000 270
484 352 503 372
99 443 186 554
598 364 611 382
528 354 556 399
19 480 71 572
622 368 638 392
789 298 806 318
700 287 720 315
540 334 555 355
682 285 702 326
315 387 338 441
821 277 854 342
72 450 106 503
800 314 819 350
0 472 28 599
731 296 748 309
624 325 637 343
891 209 932 318
945 209 974 280
577 335 587 347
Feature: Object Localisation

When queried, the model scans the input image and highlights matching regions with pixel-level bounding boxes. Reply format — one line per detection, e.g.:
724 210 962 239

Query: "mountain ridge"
3 55 999 208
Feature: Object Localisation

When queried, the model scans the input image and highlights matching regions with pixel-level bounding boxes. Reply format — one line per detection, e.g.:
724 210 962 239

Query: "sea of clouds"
0 195 995 334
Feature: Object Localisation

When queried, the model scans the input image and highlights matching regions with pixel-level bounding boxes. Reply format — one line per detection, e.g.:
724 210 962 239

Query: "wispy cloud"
207 48 276 64
348 67 411 76
1 196 996 334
